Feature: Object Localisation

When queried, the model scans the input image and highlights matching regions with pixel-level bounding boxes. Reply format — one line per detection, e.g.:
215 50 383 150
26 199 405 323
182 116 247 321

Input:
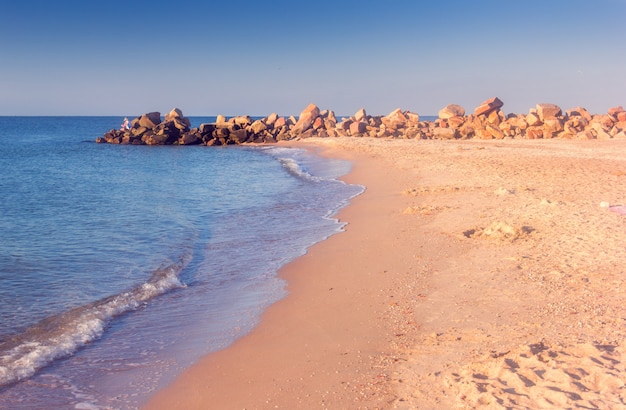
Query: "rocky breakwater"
433 97 626 140
96 99 626 145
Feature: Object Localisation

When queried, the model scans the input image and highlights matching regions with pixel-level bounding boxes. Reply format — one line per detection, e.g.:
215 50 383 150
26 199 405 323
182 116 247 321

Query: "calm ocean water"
0 117 363 409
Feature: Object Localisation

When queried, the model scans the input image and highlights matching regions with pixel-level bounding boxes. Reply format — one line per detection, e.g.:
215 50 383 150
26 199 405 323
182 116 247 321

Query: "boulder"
232 116 252 127
229 128 249 143
179 132 201 145
266 113 278 126
326 110 337 123
486 124 504 139
354 108 367 122
165 108 184 121
608 106 625 118
382 108 407 128
274 116 287 129
313 116 325 130
292 103 320 135
136 112 161 129
474 97 504 116
543 118 564 134
433 127 457 139
536 103 562 121
250 120 267 134
438 104 465 119
349 121 367 136
447 116 465 129
526 110 542 126
405 111 420 124
567 107 592 122
199 123 216 135
590 123 612 140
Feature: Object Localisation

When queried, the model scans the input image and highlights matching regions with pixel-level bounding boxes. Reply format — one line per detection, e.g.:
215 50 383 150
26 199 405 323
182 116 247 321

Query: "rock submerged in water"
96 101 626 145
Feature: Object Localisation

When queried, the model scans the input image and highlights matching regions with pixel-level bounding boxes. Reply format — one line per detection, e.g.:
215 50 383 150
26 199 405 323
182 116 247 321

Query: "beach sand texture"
145 138 626 409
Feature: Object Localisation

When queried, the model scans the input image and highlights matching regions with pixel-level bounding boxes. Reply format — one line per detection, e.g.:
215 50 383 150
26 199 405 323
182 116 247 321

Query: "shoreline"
144 137 626 409
143 138 407 408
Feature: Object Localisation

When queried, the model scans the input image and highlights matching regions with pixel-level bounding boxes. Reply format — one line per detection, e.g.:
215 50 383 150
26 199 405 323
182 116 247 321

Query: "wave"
276 156 323 183
0 257 189 387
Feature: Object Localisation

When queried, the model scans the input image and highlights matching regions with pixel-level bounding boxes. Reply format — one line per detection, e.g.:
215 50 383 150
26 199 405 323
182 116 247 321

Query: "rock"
405 111 420 124
292 103 320 135
382 108 407 128
229 128 249 144
526 126 543 139
536 103 562 121
266 113 278 126
354 108 367 122
567 107 592 122
136 112 161 129
250 120 267 134
438 104 465 119
447 116 465 129
165 108 184 121
231 116 252 127
349 121 367 136
486 124 504 139
487 109 504 125
608 106 625 118
474 97 504 116
274 116 287 129
313 116 324 130
179 132 201 145
326 110 337 123
526 110 542 126
543 118 564 134
216 115 227 124
433 127 457 139
199 123 216 135
590 123 612 140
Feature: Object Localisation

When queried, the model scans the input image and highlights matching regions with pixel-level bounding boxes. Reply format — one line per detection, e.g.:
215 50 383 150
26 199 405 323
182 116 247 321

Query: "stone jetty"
96 98 626 145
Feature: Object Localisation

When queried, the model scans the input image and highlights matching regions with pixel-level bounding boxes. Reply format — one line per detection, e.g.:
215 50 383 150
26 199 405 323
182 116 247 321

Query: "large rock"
382 108 407 129
433 127 458 139
136 112 161 129
474 97 504 116
266 113 278 126
405 111 420 124
438 104 465 119
165 108 191 128
349 121 367 136
165 107 184 121
292 103 320 135
608 106 625 118
536 103 562 121
354 108 367 122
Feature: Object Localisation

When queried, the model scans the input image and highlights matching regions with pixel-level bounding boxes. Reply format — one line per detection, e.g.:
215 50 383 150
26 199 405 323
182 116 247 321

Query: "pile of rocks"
96 98 626 145
435 97 626 140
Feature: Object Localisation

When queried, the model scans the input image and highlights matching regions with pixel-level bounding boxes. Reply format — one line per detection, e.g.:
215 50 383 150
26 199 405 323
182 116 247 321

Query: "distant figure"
121 117 130 130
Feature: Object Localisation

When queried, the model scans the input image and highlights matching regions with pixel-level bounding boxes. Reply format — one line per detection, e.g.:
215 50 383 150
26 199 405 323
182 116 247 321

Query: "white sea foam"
277 157 323 182
0 261 186 387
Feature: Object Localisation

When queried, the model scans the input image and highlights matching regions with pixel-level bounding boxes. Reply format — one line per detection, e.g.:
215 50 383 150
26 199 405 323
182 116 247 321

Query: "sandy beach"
144 137 626 409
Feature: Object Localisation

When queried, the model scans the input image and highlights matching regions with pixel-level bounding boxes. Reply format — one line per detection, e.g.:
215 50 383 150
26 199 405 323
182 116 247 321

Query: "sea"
0 116 364 409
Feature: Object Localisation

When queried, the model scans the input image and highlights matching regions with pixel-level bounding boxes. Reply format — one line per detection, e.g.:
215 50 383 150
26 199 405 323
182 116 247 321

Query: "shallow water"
0 117 363 409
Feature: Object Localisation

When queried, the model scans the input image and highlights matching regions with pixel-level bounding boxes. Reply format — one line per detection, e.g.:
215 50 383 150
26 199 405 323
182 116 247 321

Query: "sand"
144 137 626 409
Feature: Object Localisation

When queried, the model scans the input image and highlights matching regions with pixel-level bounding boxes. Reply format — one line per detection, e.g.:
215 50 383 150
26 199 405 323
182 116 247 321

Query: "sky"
1 0 625 116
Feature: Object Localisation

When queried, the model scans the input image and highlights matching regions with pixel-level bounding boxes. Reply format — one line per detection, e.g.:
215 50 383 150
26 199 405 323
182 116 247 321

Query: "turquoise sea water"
0 117 363 409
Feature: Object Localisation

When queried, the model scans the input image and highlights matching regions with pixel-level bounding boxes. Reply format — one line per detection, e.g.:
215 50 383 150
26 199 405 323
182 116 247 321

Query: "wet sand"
145 137 626 409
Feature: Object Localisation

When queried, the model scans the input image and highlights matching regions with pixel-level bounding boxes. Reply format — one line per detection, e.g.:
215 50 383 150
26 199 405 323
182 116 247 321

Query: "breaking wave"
0 257 189 387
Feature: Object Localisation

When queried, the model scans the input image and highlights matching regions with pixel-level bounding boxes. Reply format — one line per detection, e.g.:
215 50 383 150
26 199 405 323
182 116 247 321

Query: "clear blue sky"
1 0 625 116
